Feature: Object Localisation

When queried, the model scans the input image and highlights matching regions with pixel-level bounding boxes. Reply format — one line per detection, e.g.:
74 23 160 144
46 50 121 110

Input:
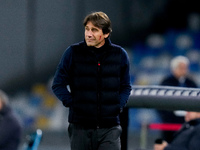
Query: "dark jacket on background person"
158 74 198 142
164 119 200 150
52 38 131 128
160 74 198 87
0 105 22 150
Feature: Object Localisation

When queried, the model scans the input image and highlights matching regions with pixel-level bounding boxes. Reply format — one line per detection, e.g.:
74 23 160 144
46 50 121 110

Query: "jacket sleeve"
164 126 200 150
0 115 13 146
119 48 132 109
187 126 200 150
164 145 187 150
0 108 22 147
52 47 73 107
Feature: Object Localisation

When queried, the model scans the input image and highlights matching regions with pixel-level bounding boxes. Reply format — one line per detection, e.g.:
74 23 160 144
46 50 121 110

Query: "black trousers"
68 124 122 150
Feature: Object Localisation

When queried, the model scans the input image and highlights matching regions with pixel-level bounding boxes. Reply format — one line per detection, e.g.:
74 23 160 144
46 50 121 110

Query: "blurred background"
1 0 200 149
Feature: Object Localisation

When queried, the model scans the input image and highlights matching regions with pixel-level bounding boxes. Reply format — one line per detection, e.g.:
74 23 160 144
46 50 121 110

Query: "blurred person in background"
158 55 198 143
154 111 200 150
52 11 131 150
0 90 22 150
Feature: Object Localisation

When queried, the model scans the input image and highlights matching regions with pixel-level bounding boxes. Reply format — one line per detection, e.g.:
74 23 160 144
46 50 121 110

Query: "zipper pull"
98 61 100 72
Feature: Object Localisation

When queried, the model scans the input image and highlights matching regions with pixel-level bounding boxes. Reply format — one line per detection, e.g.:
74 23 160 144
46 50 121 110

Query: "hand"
154 141 168 150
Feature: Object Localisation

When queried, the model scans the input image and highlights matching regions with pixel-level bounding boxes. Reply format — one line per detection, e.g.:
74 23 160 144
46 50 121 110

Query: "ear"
104 33 110 39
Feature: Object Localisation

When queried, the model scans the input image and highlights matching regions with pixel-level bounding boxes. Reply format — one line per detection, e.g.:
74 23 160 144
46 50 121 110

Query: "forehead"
85 21 101 29
178 62 187 68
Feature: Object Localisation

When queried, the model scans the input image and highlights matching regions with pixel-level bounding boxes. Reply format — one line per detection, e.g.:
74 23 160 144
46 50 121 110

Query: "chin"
87 44 93 47
86 43 94 47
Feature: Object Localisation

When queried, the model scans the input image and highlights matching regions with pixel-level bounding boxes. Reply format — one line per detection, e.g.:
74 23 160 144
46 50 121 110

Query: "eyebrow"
85 25 100 30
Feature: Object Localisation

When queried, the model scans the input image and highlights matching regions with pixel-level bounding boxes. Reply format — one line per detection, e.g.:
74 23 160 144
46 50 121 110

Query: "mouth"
86 39 94 42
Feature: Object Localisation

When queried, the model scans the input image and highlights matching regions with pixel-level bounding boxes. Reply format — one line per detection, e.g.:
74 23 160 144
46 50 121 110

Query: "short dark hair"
83 11 112 35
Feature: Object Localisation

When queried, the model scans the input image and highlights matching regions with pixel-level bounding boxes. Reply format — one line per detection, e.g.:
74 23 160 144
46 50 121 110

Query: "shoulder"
185 77 198 88
163 75 176 81
62 41 85 57
70 41 85 49
110 42 124 51
8 108 21 127
2 107 22 130
160 75 178 85
110 42 128 57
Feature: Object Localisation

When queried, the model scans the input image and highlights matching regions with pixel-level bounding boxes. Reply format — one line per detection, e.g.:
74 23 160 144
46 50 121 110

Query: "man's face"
85 21 109 48
173 62 188 78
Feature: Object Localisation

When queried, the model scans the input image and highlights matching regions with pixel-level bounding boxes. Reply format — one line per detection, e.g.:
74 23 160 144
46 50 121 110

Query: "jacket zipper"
97 61 101 128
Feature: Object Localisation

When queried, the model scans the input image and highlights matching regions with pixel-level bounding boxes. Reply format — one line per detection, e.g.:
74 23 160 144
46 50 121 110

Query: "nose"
85 30 92 37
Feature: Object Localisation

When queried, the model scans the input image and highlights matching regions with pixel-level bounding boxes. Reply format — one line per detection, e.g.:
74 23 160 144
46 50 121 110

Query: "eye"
85 27 89 31
92 28 98 32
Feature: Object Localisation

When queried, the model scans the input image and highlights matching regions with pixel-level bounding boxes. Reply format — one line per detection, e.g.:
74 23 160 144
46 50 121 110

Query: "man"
0 90 22 150
158 56 198 142
160 56 197 87
154 111 200 150
52 11 131 150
